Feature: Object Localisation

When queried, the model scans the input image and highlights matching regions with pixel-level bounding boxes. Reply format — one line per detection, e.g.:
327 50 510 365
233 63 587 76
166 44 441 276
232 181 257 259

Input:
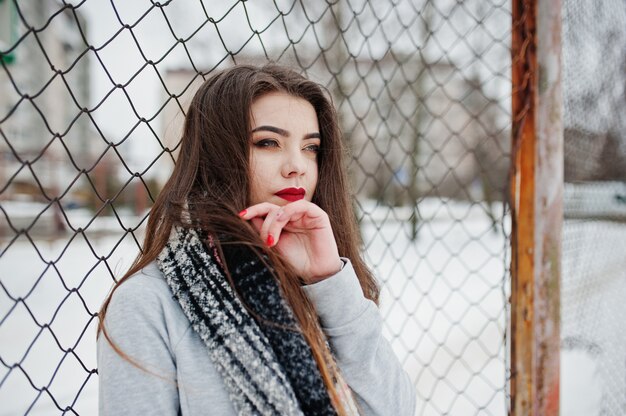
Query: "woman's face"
248 92 320 206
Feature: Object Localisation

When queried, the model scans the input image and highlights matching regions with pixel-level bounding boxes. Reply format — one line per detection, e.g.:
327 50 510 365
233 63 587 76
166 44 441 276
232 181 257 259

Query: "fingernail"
238 209 247 217
266 234 274 247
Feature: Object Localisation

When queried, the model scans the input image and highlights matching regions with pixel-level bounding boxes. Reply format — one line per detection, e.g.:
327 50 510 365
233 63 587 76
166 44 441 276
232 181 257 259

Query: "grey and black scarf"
156 226 340 415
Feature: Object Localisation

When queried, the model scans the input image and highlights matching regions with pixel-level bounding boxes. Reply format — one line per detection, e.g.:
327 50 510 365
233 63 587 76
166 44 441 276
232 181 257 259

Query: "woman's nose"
281 151 307 178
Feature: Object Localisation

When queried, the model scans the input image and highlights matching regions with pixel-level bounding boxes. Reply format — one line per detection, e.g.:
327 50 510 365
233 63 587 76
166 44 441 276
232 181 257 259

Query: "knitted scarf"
156 226 341 415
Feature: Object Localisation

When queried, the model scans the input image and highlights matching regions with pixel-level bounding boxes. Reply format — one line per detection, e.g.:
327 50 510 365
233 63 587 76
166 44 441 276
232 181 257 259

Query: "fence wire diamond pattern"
0 1 511 414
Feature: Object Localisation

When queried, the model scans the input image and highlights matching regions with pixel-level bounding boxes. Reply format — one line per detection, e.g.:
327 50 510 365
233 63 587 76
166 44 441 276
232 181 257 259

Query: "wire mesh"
0 1 512 414
560 0 626 414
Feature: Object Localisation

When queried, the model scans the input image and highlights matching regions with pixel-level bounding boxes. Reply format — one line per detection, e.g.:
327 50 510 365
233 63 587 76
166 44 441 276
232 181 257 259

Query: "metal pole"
510 0 562 415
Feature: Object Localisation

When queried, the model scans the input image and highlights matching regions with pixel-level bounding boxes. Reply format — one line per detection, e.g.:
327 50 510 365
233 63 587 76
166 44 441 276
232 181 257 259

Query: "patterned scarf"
156 226 342 415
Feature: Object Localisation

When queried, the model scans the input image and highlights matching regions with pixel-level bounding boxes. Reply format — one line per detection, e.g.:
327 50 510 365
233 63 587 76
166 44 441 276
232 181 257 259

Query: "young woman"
97 64 416 416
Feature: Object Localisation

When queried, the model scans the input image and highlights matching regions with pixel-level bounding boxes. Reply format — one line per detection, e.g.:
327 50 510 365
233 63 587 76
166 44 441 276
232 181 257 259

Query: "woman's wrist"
306 258 345 284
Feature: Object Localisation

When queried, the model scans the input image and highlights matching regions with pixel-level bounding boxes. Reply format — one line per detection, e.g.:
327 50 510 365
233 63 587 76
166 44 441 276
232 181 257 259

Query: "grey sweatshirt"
97 259 416 415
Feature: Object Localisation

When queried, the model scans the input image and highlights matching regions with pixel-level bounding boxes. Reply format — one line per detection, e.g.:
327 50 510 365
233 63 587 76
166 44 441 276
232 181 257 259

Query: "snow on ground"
0 199 509 415
359 199 509 415
1 198 615 415
560 219 626 416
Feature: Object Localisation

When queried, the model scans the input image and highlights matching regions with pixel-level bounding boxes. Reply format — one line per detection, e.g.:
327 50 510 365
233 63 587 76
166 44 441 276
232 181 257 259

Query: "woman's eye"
254 139 279 148
304 144 320 153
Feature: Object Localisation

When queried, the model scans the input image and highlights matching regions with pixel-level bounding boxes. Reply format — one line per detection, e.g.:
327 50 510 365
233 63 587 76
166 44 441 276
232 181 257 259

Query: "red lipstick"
275 187 305 202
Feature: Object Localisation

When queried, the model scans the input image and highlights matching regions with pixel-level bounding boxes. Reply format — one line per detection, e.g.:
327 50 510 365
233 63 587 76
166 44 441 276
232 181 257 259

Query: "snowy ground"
0 198 618 415
0 228 140 415
359 199 509 416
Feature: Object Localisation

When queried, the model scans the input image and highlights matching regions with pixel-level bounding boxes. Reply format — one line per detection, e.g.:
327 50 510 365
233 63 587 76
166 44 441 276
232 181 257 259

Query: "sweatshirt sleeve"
97 273 181 415
302 259 417 416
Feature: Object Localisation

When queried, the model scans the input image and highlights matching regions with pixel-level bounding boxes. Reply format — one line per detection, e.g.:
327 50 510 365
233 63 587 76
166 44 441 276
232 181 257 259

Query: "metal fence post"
510 0 563 415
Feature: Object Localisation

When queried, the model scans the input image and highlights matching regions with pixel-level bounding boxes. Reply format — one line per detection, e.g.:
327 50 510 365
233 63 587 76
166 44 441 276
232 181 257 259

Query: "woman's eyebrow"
251 125 320 140
304 132 321 140
251 125 289 136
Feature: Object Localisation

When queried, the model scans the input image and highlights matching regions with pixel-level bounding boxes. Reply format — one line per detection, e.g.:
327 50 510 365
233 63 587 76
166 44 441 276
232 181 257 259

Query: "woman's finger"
239 202 279 221
266 201 332 251
264 206 302 247
276 199 328 230
240 200 330 247
240 203 285 247
240 202 283 245
259 205 283 247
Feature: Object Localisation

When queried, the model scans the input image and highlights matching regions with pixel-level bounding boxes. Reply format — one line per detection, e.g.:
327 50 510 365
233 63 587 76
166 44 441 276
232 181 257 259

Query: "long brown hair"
97 63 379 413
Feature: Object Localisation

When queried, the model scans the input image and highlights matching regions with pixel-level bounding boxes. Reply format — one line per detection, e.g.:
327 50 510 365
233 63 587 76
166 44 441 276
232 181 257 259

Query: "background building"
0 0 90 204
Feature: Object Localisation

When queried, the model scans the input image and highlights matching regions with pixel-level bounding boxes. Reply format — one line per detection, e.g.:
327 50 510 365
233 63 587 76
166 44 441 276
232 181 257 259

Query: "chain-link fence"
0 1 513 414
560 0 626 415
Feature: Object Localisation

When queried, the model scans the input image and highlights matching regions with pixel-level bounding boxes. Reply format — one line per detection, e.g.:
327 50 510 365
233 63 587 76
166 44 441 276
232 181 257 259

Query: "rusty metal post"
510 0 562 415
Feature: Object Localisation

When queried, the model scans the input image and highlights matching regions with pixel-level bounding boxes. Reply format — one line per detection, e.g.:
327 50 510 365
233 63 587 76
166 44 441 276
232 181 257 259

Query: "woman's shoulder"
104 261 184 328
109 262 171 305
101 261 192 350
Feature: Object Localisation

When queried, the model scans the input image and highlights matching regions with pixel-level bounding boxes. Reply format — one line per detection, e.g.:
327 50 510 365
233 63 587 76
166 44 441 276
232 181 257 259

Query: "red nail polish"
238 209 247 217
266 234 274 246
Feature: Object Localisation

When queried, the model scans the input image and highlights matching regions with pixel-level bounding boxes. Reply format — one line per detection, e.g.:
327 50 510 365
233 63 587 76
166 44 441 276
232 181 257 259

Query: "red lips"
275 187 305 202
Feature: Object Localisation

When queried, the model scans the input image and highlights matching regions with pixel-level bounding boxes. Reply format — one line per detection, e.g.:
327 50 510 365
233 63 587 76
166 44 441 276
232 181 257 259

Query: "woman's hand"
239 200 342 284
